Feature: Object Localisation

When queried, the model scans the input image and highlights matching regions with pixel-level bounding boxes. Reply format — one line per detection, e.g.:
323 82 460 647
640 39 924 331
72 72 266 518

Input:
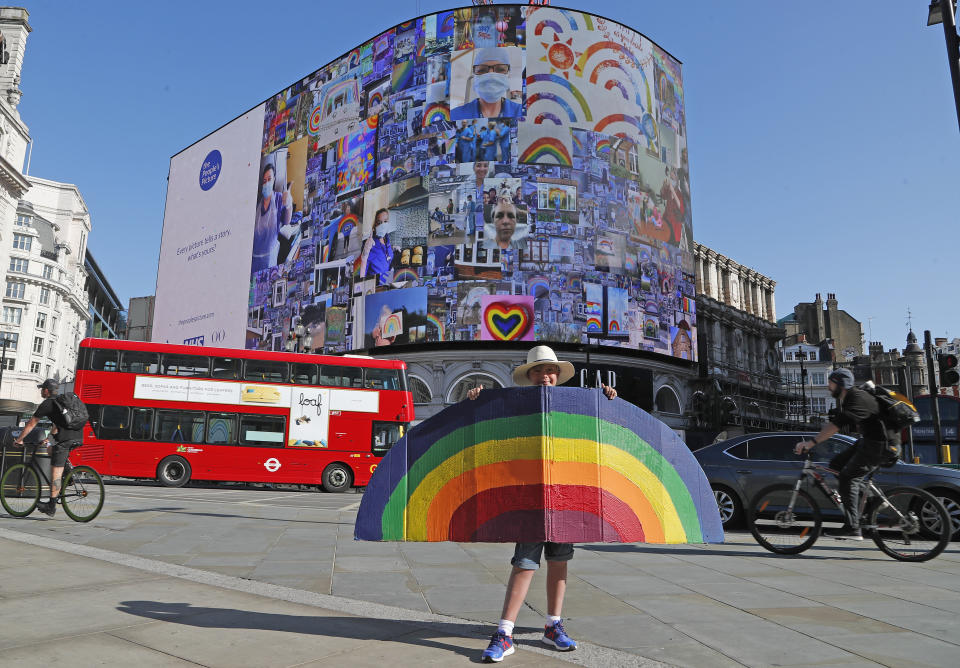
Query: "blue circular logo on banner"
199 150 222 191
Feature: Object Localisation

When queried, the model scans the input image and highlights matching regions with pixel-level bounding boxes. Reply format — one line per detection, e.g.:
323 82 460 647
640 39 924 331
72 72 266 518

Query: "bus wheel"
158 456 192 488
322 463 353 493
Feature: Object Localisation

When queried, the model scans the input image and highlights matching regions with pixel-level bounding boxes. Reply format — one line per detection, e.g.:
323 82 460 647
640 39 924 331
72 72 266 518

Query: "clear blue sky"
18 1 959 351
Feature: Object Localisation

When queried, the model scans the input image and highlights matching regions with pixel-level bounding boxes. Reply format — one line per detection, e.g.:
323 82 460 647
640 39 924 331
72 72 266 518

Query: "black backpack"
860 381 920 431
54 392 89 430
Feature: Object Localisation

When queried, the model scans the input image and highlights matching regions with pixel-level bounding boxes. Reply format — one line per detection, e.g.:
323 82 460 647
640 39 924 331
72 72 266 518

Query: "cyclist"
794 368 900 540
13 379 84 517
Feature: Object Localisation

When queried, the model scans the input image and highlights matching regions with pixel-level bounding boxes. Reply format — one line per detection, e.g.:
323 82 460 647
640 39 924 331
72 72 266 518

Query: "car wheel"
712 485 743 528
930 491 960 539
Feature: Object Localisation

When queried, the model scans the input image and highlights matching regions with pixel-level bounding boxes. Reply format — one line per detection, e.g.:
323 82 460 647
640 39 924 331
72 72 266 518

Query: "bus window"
291 363 318 385
320 365 363 388
371 421 406 456
244 360 288 383
239 415 285 447
207 413 237 445
120 351 160 374
131 408 154 440
212 357 241 379
162 354 210 378
99 406 130 440
89 349 119 372
364 368 400 390
155 410 205 443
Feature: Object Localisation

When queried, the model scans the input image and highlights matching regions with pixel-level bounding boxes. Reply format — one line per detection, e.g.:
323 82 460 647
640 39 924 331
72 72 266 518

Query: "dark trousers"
829 439 885 529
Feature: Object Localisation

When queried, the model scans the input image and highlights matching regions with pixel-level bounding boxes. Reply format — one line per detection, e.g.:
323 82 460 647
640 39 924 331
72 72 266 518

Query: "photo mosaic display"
247 5 696 360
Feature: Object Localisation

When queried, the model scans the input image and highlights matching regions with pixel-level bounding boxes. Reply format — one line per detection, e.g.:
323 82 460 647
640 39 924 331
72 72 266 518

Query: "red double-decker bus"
69 339 413 492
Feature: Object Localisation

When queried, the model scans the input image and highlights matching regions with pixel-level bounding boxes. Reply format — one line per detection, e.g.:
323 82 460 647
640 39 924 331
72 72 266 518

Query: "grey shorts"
50 440 81 467
511 542 574 570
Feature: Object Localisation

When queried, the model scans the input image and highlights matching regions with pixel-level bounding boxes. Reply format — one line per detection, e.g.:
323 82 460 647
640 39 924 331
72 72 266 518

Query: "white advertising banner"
331 388 379 413
153 104 265 348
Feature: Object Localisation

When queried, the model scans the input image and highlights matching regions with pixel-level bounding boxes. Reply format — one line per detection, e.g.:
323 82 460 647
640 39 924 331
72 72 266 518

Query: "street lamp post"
797 346 809 425
928 0 960 131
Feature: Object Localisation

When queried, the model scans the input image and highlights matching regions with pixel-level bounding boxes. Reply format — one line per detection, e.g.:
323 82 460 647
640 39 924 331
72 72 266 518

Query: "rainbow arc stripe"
355 387 723 544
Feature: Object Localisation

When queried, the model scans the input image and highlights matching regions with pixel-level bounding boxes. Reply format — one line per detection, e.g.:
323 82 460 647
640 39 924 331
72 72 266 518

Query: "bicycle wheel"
868 487 949 562
60 466 104 522
749 484 822 554
1 464 40 517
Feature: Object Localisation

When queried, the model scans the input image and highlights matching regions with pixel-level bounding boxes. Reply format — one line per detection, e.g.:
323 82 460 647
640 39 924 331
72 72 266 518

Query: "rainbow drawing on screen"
355 387 723 544
381 312 403 338
392 267 419 283
426 313 445 341
308 105 324 136
422 102 451 125
586 316 602 332
519 136 572 167
484 303 531 341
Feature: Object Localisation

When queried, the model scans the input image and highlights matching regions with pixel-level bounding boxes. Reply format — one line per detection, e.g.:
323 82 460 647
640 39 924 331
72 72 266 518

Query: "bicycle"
748 454 951 562
1 442 104 522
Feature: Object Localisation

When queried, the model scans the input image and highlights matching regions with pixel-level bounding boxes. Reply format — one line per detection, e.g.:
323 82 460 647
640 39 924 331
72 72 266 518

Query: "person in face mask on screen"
451 47 522 120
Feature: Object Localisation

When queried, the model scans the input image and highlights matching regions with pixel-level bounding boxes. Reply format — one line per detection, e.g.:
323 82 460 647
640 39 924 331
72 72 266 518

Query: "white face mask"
474 72 509 103
261 179 274 200
375 220 395 236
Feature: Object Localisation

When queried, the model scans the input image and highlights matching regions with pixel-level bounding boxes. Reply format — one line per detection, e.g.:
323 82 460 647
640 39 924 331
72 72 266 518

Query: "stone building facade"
781 293 863 363
3 177 91 398
690 243 793 445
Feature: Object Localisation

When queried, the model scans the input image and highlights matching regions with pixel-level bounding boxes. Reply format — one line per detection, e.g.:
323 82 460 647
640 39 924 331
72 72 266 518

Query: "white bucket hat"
512 345 576 386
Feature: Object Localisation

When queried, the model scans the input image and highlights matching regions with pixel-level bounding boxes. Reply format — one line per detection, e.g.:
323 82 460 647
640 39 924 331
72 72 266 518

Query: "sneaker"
36 500 56 517
481 630 514 663
825 526 862 540
542 620 578 651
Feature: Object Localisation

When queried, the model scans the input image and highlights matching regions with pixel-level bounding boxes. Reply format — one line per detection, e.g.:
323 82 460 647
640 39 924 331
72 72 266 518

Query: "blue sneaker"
542 620 577 651
481 630 514 662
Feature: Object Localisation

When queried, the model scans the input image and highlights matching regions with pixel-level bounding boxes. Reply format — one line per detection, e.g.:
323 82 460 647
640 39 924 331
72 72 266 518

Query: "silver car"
693 431 960 536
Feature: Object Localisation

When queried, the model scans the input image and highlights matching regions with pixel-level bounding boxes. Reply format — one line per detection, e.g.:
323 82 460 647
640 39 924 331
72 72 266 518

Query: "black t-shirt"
33 396 83 444
829 387 888 442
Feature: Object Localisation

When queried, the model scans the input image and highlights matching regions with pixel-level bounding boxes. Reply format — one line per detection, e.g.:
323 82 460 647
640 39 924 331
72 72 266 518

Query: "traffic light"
939 353 960 386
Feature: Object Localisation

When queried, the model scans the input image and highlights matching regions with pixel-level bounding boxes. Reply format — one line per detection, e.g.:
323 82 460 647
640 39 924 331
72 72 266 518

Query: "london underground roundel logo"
199 150 222 191
264 458 281 472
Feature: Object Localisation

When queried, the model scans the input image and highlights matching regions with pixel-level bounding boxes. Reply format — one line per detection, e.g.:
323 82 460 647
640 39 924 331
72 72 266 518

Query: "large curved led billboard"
156 4 696 361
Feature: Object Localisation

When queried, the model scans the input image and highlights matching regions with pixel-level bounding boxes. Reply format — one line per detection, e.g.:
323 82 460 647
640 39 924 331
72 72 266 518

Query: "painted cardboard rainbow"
355 387 723 544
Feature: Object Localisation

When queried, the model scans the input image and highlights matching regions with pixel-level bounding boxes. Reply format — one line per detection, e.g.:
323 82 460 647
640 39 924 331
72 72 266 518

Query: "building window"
51 315 58 332
808 351 817 361
811 372 825 385
5 281 25 299
446 373 504 403
42 264 54 279
408 375 433 404
33 337 44 354
39 287 50 305
15 214 30 227
1 357 14 371
9 257 28 273
12 233 32 251
36 312 47 330
30 360 40 374
655 386 682 415
2 332 18 350
2 307 22 325
48 339 55 356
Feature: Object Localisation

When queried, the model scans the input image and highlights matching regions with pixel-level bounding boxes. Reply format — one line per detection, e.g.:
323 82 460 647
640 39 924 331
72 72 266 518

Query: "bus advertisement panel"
69 339 412 492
